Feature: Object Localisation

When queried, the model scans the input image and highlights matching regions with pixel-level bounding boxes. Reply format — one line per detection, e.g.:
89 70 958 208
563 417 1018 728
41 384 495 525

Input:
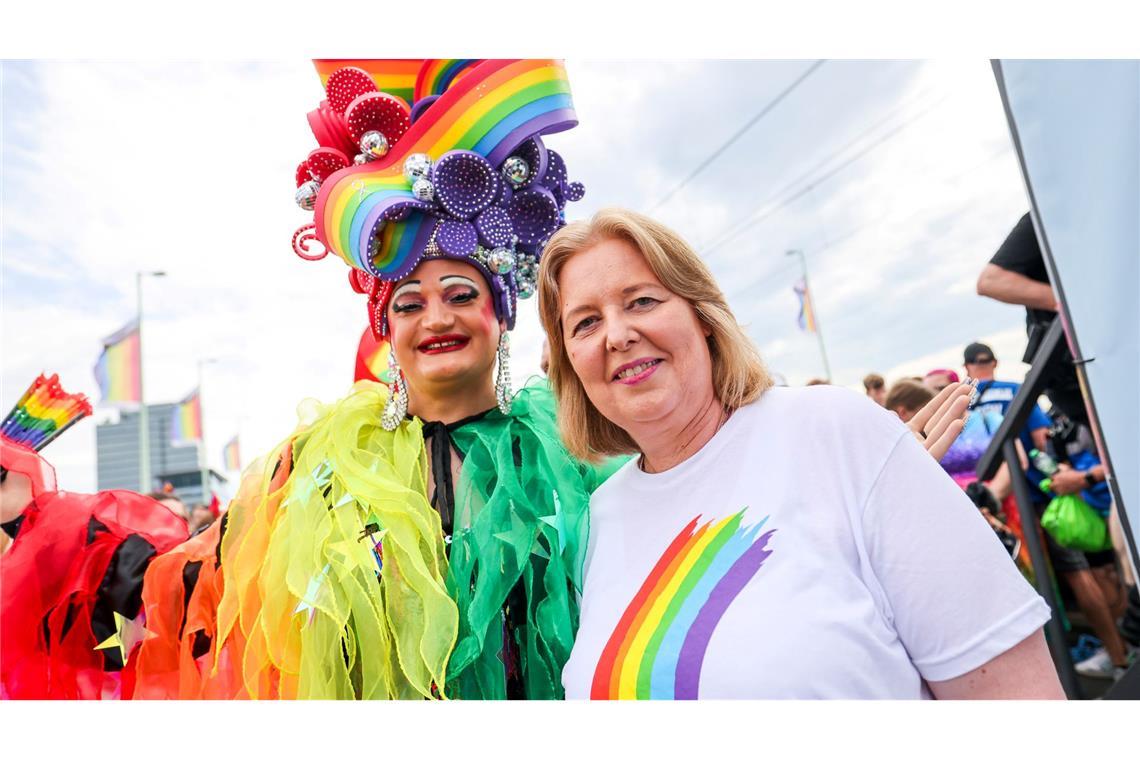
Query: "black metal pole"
1003 439 1082 699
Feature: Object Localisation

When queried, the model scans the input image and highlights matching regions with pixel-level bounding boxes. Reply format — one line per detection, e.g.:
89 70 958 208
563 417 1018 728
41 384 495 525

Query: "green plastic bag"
1040 482 1112 552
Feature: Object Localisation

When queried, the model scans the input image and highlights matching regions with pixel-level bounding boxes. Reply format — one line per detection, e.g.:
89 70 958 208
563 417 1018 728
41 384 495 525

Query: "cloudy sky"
2 59 1037 493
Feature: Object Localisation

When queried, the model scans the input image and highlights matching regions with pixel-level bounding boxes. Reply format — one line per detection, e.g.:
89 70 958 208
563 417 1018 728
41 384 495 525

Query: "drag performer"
2 59 608 700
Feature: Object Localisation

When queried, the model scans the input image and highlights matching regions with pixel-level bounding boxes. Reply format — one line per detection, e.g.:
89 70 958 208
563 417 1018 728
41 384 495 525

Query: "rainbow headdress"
291 59 585 338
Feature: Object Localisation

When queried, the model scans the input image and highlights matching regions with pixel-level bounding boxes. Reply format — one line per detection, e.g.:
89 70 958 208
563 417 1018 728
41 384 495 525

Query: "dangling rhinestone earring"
381 349 408 431
495 331 513 415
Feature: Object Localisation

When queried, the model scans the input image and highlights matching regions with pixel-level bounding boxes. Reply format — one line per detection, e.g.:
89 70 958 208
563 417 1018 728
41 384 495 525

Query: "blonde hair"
538 207 772 461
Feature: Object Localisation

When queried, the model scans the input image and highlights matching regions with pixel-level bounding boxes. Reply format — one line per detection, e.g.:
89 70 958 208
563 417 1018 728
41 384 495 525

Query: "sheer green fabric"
446 380 623 699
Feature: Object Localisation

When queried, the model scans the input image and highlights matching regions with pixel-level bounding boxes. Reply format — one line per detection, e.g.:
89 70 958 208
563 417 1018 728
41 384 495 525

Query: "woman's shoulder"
738 385 910 449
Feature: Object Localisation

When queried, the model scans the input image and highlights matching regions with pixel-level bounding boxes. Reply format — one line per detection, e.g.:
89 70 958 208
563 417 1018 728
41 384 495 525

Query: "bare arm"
976 263 1058 311
928 628 1065 699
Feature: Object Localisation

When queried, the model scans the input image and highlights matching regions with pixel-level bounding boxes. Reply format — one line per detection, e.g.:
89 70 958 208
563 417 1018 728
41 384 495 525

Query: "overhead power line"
646 59 827 214
699 91 954 259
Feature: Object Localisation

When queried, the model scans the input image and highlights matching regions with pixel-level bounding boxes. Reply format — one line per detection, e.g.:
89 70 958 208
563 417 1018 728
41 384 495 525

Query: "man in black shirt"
976 212 1087 425
978 213 1138 678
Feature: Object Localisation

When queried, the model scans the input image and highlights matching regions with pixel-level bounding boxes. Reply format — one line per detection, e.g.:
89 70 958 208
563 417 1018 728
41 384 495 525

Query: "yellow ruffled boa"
213 381 456 699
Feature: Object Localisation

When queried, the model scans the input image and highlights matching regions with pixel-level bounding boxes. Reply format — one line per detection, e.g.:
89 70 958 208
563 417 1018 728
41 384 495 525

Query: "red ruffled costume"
1 490 187 699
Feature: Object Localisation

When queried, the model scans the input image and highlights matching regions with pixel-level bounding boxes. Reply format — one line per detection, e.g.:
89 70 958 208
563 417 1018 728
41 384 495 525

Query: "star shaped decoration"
493 509 535 571
537 490 568 554
294 563 331 626
93 611 148 665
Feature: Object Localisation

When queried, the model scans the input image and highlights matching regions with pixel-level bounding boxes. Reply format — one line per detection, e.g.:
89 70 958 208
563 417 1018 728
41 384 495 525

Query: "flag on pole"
354 326 394 385
92 320 141 404
793 278 817 333
222 435 241 471
171 389 203 445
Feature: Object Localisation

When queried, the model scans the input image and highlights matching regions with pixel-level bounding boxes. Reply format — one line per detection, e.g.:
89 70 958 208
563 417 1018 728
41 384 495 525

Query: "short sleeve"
1027 404 1051 432
990 213 1048 282
860 430 1052 683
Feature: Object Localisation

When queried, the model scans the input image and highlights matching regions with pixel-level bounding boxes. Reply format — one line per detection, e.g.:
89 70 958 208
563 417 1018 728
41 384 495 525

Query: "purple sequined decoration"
475 207 515 248
509 187 561 247
512 138 549 189
432 150 498 220
435 219 479 257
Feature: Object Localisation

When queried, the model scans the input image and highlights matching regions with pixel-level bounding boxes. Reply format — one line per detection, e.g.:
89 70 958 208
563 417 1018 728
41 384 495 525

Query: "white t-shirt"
562 386 1051 699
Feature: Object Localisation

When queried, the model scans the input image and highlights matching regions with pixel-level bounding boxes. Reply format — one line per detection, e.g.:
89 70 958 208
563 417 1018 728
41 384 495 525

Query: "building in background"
96 402 226 506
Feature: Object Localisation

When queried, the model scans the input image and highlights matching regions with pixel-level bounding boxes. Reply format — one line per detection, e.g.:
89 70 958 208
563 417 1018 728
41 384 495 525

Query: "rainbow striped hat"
291 59 585 338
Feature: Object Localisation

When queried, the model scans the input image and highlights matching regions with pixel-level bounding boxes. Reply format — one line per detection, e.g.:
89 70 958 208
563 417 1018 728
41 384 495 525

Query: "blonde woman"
538 208 1064 699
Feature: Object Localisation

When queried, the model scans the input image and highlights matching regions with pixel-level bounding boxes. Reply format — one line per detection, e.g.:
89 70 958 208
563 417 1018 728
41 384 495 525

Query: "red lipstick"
417 334 470 354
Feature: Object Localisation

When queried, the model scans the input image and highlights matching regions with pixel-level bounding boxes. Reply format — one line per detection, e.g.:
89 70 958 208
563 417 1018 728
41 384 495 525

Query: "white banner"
994 59 1139 573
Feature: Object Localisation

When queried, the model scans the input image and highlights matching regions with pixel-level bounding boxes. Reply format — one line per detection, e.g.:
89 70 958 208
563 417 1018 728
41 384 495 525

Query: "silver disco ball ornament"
517 278 536 299
353 153 370 165
294 180 321 211
501 156 530 188
359 130 389 159
412 178 435 201
487 247 516 274
403 153 433 183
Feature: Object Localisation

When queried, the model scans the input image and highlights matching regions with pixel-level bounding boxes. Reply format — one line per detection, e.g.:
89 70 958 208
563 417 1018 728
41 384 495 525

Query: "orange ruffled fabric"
131 442 294 699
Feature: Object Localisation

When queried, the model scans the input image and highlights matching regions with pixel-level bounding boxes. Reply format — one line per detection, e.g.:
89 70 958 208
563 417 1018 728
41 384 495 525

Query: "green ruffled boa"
224 378 618 699
445 380 620 699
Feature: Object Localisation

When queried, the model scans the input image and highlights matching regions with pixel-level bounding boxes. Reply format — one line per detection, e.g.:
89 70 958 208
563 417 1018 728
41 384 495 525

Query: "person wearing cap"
963 341 1049 455
964 341 1132 679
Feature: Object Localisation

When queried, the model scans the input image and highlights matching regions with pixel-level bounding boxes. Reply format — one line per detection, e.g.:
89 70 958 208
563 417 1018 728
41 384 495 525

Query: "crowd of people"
860 214 1138 684
0 60 1134 700
146 486 217 535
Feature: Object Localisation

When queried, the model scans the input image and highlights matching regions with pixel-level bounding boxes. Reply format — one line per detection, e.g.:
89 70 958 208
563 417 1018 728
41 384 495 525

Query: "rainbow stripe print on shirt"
590 509 776 700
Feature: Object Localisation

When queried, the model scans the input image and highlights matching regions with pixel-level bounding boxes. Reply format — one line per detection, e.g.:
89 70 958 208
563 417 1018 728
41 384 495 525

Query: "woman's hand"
907 381 973 461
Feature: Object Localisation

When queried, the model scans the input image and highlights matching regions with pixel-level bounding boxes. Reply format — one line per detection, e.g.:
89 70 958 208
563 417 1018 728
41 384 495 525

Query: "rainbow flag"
793 278 817 333
171 389 203 445
92 320 141 403
590 510 776 699
1 373 93 451
354 326 393 385
222 435 240 471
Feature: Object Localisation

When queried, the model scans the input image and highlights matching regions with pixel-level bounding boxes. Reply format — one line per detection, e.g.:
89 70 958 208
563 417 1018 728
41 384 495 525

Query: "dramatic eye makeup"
391 280 423 313
441 275 481 303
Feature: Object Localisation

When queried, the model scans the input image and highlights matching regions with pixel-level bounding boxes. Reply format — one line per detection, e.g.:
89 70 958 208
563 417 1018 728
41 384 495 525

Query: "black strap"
420 409 491 538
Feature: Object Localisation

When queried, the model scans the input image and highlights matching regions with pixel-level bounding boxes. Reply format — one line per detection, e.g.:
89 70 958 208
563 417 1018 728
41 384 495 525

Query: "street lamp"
136 270 166 493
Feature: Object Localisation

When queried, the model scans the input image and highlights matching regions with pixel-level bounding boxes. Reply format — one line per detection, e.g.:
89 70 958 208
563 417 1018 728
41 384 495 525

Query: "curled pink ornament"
292 223 328 261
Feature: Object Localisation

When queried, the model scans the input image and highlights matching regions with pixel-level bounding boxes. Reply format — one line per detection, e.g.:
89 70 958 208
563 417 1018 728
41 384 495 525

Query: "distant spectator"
187 503 216 534
147 491 188 522
884 379 935 423
924 368 960 393
963 342 1049 455
862 373 886 405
